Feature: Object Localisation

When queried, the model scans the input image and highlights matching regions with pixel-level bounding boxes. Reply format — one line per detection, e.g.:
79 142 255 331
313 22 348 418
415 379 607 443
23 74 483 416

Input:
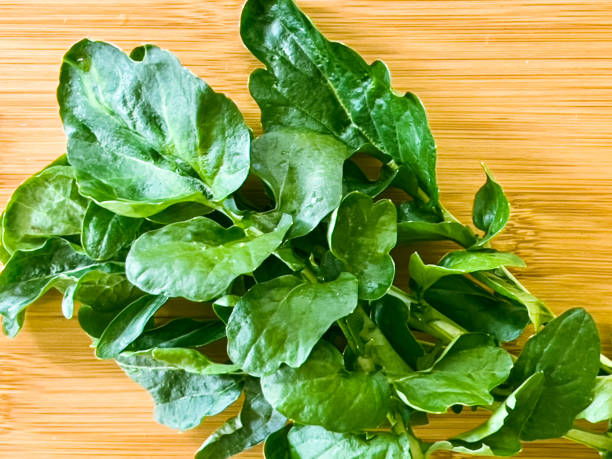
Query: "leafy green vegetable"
251 129 349 238
96 295 168 359
578 375 612 424
507 308 600 440
2 166 89 254
125 214 291 301
409 250 525 293
472 165 510 247
227 273 358 376
59 39 250 217
195 378 287 459
261 340 391 432
328 192 396 299
424 275 529 342
2 2 609 458
81 202 142 260
286 425 412 459
128 318 226 351
117 349 243 431
242 0 438 204
394 334 513 413
0 238 102 332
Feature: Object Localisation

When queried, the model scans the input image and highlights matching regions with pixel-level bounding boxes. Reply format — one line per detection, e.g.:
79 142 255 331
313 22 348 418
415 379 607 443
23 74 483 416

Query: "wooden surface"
1 0 612 457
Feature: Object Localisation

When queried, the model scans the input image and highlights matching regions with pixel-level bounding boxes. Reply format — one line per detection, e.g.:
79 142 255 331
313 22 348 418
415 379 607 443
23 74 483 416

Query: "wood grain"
1 0 611 457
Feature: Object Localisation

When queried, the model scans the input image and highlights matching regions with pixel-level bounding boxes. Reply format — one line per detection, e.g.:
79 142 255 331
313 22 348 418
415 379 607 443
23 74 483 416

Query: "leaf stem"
564 427 612 452
388 286 466 344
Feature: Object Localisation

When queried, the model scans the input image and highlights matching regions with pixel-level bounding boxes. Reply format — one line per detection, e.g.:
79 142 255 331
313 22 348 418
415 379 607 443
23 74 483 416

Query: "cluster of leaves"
1 0 611 457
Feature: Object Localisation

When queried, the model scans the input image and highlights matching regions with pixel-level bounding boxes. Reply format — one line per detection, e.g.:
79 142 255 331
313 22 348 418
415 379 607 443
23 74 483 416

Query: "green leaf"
372 295 424 368
148 348 240 375
328 192 396 299
507 308 600 440
147 202 213 225
2 166 89 254
342 159 398 198
212 295 238 325
59 40 250 216
2 310 25 338
398 221 476 247
0 238 101 326
116 349 243 431
578 375 612 424
81 202 143 260
61 282 77 319
78 304 119 338
128 318 226 351
227 273 358 376
260 340 391 432
472 271 554 330
96 295 168 359
73 268 143 312
394 333 513 413
264 425 292 459
242 0 438 203
428 372 545 457
251 129 349 238
409 250 525 293
424 275 529 342
126 214 291 301
472 165 510 247
286 425 412 459
195 378 287 459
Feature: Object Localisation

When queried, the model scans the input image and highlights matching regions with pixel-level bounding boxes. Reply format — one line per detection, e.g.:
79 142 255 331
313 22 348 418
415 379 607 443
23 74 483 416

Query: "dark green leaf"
398 221 476 247
242 0 438 203
2 166 88 254
116 349 243 431
0 238 101 326
472 165 510 247
394 334 513 413
78 304 119 338
96 295 168 359
59 40 250 216
472 271 554 330
508 308 600 440
286 425 412 459
212 295 239 325
128 318 225 351
147 348 240 375
260 340 391 432
328 192 396 299
264 425 292 459
428 372 545 457
126 214 291 301
424 275 529 342
372 295 424 368
251 129 349 238
147 202 213 225
342 159 397 198
73 268 143 312
227 273 358 376
81 202 143 260
195 378 287 459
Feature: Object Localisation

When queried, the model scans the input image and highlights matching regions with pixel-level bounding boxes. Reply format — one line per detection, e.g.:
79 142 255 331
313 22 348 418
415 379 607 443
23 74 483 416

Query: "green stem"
388 286 467 344
565 427 612 452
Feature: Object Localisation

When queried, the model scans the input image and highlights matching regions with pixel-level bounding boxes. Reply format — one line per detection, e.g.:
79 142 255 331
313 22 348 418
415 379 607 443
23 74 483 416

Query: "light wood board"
1 0 612 457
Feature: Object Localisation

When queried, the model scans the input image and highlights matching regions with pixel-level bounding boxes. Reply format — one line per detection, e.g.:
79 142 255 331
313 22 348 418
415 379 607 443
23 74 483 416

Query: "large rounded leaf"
2 166 88 254
226 273 358 376
328 192 396 299
126 215 291 301
59 40 250 216
251 129 349 238
261 341 391 432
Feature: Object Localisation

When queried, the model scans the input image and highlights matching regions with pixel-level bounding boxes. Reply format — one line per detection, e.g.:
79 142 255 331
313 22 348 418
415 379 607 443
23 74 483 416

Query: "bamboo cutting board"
1 0 612 457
